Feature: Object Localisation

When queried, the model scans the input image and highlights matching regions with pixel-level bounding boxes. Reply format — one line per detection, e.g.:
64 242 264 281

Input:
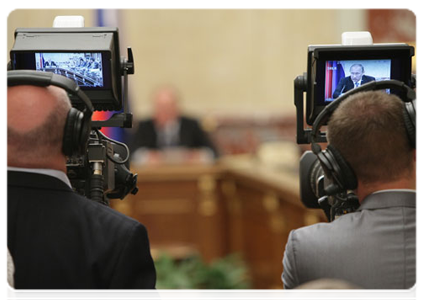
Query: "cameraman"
282 91 415 289
7 84 156 289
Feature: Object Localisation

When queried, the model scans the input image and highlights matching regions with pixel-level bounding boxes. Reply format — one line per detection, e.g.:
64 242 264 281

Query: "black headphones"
7 70 94 157
311 80 416 195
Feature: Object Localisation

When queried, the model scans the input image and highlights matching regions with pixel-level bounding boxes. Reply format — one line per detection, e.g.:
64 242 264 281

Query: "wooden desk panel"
224 178 316 288
111 160 325 289
112 164 229 263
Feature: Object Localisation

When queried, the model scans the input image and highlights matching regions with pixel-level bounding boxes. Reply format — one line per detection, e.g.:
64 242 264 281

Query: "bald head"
8 85 69 131
8 85 71 171
152 86 180 128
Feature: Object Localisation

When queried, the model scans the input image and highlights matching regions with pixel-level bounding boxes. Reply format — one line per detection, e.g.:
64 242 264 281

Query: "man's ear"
413 149 420 162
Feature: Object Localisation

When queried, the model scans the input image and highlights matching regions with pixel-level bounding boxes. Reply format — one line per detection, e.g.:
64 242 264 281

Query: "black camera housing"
9 25 138 204
295 43 414 144
295 41 415 221
10 27 123 111
306 44 414 125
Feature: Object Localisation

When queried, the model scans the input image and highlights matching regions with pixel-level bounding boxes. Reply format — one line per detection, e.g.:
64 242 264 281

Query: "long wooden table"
111 156 325 289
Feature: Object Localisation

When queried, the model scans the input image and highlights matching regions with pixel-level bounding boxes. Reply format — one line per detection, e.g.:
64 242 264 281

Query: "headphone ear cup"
403 100 416 149
63 108 84 157
326 145 358 190
79 116 91 153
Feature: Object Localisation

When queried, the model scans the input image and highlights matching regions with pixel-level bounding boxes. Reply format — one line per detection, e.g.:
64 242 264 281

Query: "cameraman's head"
327 91 415 201
8 85 71 173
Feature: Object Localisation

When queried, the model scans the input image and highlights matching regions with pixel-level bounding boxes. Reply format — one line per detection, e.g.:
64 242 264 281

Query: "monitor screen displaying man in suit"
332 64 376 99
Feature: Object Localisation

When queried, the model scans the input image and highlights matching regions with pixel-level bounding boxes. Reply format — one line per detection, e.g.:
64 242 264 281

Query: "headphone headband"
7 69 94 157
310 79 416 194
311 79 416 153
7 70 94 116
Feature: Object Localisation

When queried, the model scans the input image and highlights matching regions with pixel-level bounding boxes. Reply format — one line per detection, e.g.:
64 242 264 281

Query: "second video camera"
9 25 138 205
294 38 415 221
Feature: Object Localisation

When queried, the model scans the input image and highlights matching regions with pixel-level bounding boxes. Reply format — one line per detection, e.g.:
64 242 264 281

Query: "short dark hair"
327 91 413 185
350 64 364 73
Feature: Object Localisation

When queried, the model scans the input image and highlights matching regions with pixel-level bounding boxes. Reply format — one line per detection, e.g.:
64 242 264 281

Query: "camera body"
9 26 138 205
10 27 123 111
305 44 414 126
66 129 138 205
295 37 415 221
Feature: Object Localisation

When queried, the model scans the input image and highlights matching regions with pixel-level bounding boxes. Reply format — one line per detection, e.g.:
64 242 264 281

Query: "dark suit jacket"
282 191 415 289
332 75 376 99
8 171 156 289
130 116 218 157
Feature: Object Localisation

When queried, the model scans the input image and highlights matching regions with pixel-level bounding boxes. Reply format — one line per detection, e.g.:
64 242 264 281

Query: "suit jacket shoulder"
180 115 200 125
332 76 353 98
362 74 376 82
282 191 415 289
130 119 158 151
8 171 156 289
179 116 218 156
8 170 142 230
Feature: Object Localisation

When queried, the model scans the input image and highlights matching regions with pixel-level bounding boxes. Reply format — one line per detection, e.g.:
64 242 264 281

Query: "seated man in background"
130 85 218 164
8 84 156 289
282 91 415 289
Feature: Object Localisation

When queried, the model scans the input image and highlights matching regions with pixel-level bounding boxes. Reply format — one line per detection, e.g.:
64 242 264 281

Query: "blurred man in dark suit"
8 84 156 289
332 64 375 98
130 85 218 162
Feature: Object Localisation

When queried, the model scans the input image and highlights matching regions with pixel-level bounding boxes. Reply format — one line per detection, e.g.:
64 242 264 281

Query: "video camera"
9 22 138 206
295 33 415 221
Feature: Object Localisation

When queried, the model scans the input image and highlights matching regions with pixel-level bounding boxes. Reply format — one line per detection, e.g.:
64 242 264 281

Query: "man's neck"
356 177 416 203
8 156 67 174
9 163 67 174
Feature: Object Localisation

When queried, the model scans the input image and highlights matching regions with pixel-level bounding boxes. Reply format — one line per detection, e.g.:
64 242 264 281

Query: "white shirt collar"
8 166 72 188
372 189 416 195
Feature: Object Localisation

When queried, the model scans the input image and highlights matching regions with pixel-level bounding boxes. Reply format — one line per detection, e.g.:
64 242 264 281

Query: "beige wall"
4 8 95 62
7 9 367 120
123 9 367 119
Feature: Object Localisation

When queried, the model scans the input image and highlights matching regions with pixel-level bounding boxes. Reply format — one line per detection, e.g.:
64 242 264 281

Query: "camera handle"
294 73 327 144
411 74 416 89
91 47 135 129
